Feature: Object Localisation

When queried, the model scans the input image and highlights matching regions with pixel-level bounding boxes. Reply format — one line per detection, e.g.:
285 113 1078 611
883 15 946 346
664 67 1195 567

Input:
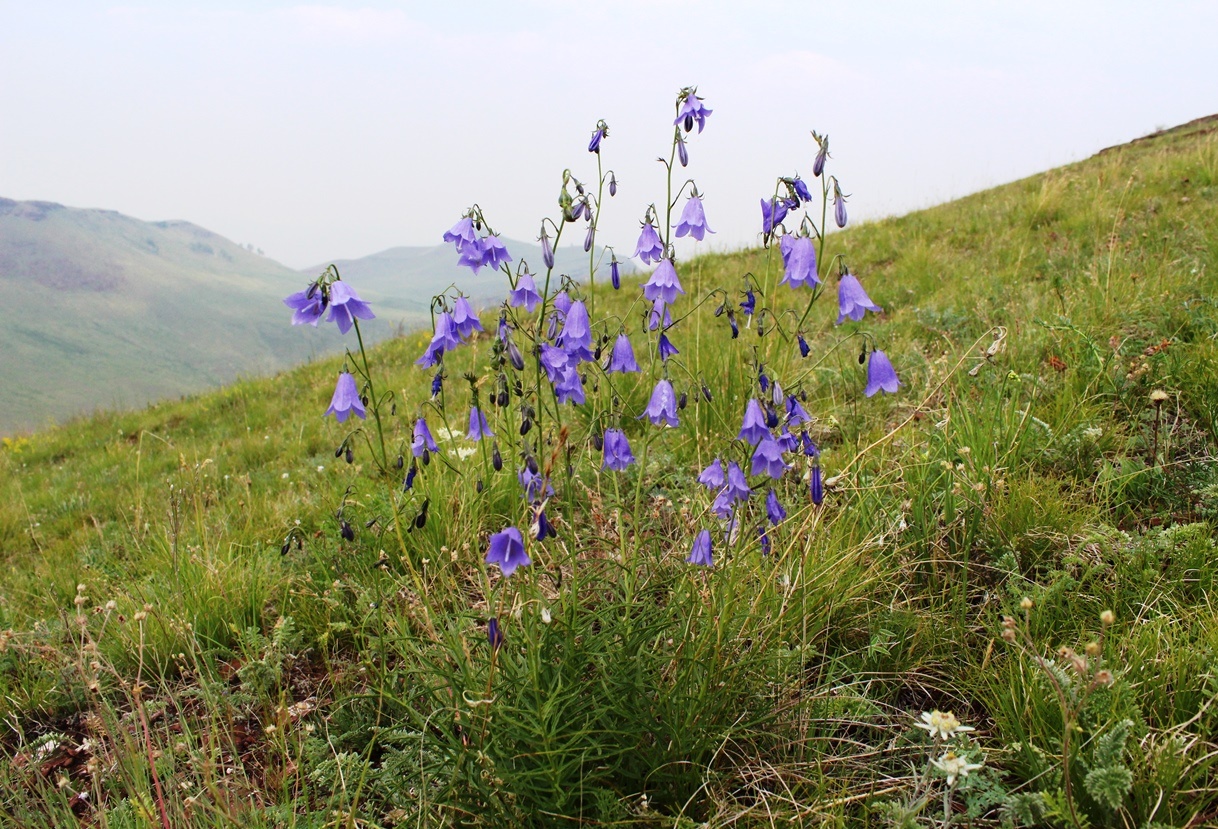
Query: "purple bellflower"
760 528 771 556
864 350 901 397
761 197 789 236
284 285 327 326
674 195 714 241
810 464 824 505
677 134 689 167
640 379 679 427
412 417 438 457
452 296 484 339
325 372 366 423
554 366 586 405
519 467 554 502
602 428 635 471
416 311 461 368
327 282 376 335
431 371 443 397
793 177 813 203
468 405 494 440
778 426 800 453
539 344 570 384
797 333 811 358
509 273 543 312
752 437 791 479
766 489 787 525
558 301 594 362
697 459 725 490
711 462 750 517
649 298 672 332
610 255 621 290
588 125 606 154
658 333 679 362
642 259 684 306
634 222 664 264
551 290 572 320
779 235 820 290
485 526 530 577
785 395 811 428
686 529 713 566
674 91 712 134
836 273 882 323
801 431 820 458
737 399 770 445
607 333 641 373
443 217 478 255
740 289 756 317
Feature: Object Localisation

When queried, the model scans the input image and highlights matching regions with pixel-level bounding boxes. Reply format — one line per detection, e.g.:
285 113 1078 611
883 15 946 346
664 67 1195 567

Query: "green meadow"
1 117 1216 827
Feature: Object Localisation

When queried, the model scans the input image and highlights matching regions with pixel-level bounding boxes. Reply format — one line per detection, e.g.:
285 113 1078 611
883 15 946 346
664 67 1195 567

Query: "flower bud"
1100 609 1115 626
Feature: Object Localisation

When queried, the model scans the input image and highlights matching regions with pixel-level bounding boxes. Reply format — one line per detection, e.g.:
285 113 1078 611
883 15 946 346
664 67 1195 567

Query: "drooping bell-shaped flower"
558 300 594 362
740 289 755 317
602 428 635 471
785 395 811 428
284 284 328 326
686 529 713 566
649 298 672 332
677 134 689 167
751 437 791 479
539 344 569 384
697 459 725 490
416 311 461 368
633 222 664 264
412 417 438 457
452 296 483 339
327 282 376 335
553 366 586 405
792 177 813 203
711 462 750 517
864 350 901 397
606 333 640 373
509 272 543 313
765 489 787 525
658 333 679 362
468 405 493 440
325 372 366 422
487 617 504 649
540 227 555 270
443 217 478 255
674 195 714 241
810 464 824 505
485 526 530 577
737 399 770 445
639 379 679 427
797 333 811 358
642 259 684 306
674 90 712 134
518 467 553 502
761 197 789 235
610 255 621 290
779 236 820 290
836 273 882 324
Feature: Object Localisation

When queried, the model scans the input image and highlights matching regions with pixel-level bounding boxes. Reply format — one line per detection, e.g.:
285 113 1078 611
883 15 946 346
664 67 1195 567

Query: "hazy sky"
3 1 1216 269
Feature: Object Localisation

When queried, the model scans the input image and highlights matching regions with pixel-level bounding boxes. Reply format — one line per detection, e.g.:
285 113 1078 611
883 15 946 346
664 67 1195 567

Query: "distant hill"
0 198 620 434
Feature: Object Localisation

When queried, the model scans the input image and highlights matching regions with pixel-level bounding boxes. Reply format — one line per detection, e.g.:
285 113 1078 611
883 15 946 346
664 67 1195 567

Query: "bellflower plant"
642 259 684 305
634 221 664 264
606 333 640 373
864 350 902 397
327 281 376 336
686 529 713 566
640 379 679 427
837 272 883 323
283 285 327 326
674 87 712 133
674 194 713 240
602 428 635 471
325 371 366 423
737 399 770 445
485 526 530 577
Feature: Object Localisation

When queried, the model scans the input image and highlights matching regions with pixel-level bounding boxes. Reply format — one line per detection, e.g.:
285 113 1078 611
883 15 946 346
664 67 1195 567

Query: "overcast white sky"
3 1 1216 269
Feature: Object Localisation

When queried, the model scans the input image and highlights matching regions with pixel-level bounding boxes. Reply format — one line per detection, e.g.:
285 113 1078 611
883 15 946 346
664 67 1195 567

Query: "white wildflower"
914 710 975 741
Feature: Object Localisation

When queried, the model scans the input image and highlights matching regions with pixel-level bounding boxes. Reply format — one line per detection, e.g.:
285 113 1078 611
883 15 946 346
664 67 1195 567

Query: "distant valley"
0 198 613 434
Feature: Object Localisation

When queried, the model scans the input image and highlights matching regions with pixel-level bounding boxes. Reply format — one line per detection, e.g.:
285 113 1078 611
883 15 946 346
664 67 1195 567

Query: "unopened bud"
1020 597 1033 611
1100 610 1115 626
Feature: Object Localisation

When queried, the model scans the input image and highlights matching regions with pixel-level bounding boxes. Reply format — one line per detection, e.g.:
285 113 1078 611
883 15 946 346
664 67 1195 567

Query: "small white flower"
932 750 983 786
316 465 325 473
915 710 975 741
281 472 289 479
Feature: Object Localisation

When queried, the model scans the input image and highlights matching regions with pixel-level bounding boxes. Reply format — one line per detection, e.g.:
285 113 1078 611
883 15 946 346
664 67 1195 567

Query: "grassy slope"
0 121 1215 826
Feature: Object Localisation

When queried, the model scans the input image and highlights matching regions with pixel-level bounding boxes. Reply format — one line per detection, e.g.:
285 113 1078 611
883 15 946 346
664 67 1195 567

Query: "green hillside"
0 117 1215 826
0 199 608 435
